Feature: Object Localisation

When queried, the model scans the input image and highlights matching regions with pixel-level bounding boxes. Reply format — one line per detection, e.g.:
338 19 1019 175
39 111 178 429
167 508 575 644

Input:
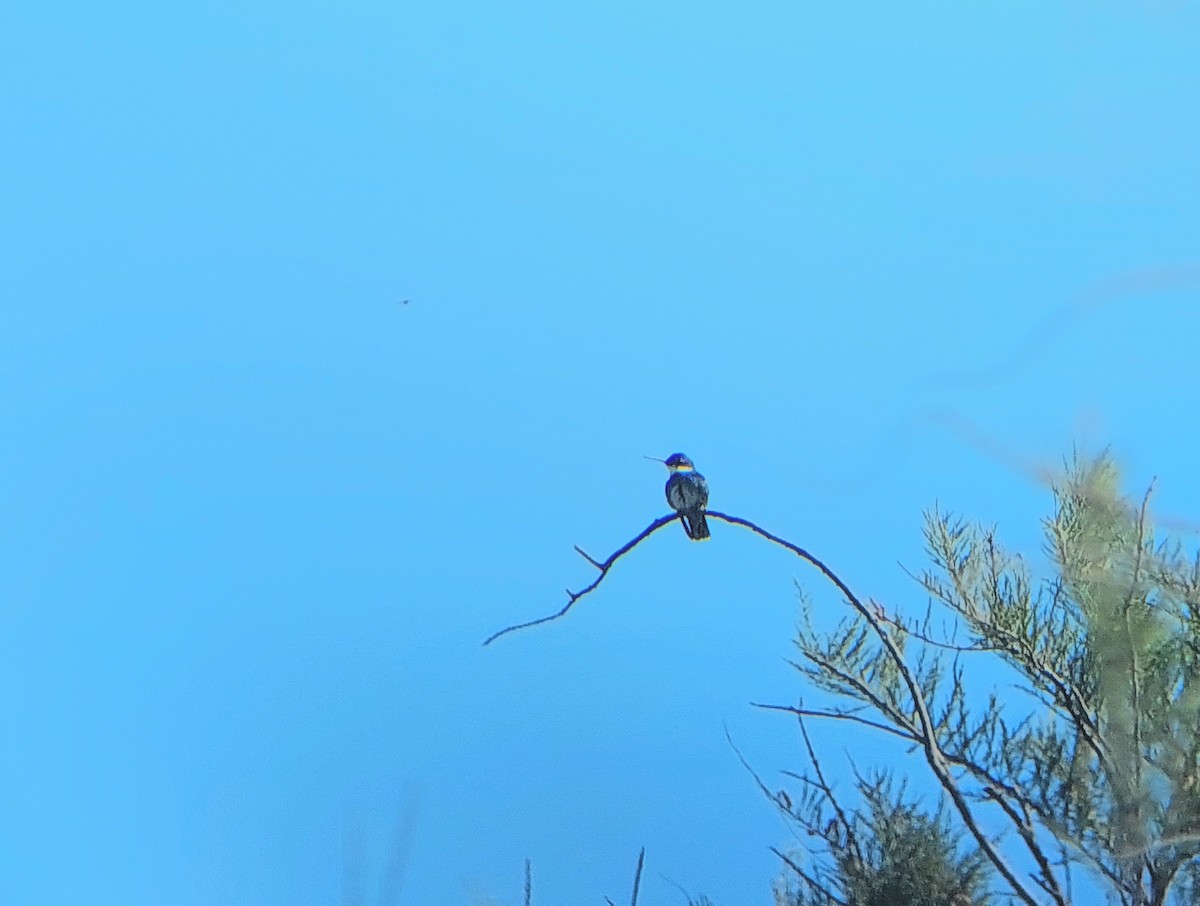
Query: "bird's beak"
643 455 666 463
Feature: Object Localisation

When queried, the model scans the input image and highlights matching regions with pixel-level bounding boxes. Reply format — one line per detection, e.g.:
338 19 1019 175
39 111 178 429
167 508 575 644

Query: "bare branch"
707 512 869 613
771 846 849 906
795 710 862 866
887 611 1001 655
983 785 1067 905
751 702 916 745
485 509 897 645
482 514 679 645
574 545 604 570
630 847 645 906
725 724 789 812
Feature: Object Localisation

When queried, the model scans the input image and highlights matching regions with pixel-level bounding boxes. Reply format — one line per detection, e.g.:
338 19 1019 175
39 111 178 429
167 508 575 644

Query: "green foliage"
776 774 990 906
779 452 1200 906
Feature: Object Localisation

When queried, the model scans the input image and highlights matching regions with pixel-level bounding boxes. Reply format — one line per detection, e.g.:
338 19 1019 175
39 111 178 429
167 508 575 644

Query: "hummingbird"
649 453 711 541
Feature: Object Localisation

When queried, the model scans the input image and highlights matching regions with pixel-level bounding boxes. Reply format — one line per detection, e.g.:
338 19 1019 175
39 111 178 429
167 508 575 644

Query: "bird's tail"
686 512 711 541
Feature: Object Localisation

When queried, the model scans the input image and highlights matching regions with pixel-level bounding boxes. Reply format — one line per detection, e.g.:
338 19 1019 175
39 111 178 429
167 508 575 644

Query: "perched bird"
657 452 710 541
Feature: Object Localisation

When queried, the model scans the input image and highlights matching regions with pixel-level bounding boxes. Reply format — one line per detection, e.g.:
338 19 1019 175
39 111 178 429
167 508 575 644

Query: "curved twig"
707 511 867 607
771 846 849 906
483 509 843 646
795 708 863 865
751 702 917 744
630 847 645 906
482 514 679 646
484 509 861 645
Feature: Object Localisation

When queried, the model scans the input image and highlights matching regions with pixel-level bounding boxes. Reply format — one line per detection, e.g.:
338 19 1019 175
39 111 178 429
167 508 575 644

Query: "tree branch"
771 846 849 906
630 847 645 906
794 709 863 866
486 508 917 647
725 723 792 815
751 702 917 745
484 509 870 646
482 514 680 645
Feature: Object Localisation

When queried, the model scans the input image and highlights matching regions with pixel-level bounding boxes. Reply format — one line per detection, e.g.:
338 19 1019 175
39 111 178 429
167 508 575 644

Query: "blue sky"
3 2 1199 904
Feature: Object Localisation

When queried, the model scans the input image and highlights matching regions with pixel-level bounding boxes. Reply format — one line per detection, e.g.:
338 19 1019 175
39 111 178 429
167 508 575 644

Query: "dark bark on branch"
605 848 647 906
482 514 679 646
630 847 645 906
484 510 857 646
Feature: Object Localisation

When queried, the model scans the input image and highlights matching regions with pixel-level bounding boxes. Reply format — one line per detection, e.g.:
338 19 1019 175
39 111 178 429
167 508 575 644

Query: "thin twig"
888 614 1001 654
770 846 848 906
724 724 785 809
706 512 867 611
482 515 679 645
795 710 862 864
524 858 531 906
630 847 645 906
485 509 865 645
751 703 917 743
574 545 604 569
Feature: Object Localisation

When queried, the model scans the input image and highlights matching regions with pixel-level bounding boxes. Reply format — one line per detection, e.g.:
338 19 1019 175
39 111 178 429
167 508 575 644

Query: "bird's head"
662 453 695 472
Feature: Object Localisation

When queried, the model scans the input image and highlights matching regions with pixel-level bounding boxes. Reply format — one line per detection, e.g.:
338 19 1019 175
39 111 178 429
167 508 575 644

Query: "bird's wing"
666 474 687 510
